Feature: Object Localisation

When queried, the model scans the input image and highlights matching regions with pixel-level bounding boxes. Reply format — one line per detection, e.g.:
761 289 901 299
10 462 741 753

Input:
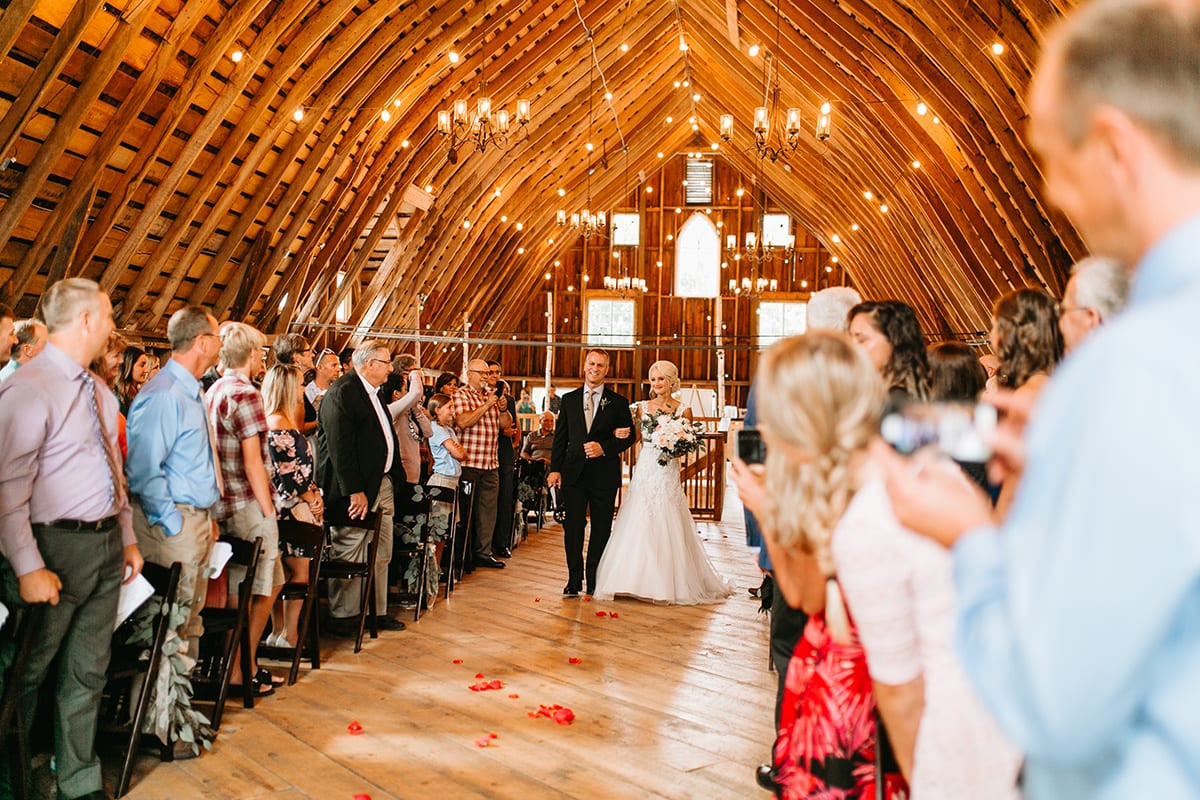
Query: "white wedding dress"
592 403 733 605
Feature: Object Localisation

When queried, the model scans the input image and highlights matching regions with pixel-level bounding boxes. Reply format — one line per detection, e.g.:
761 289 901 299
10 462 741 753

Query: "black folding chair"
260 518 324 684
0 603 46 800
193 536 261 730
321 507 381 653
449 478 475 589
102 561 182 797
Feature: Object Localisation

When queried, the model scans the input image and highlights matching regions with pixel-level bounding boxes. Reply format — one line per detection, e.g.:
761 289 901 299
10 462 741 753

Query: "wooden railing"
617 433 726 520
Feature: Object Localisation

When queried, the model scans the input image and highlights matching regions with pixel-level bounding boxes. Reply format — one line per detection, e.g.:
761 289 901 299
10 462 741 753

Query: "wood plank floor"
114 490 774 800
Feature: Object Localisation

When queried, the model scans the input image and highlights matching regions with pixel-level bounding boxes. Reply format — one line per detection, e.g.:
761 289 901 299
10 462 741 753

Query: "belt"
32 516 119 532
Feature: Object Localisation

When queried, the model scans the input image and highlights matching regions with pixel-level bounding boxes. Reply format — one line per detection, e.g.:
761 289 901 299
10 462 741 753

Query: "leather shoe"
562 585 581 598
494 547 512 558
375 615 407 631
755 763 778 791
473 556 506 569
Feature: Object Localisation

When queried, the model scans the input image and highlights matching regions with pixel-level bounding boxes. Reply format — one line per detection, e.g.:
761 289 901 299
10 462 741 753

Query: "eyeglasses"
369 358 392 368
1056 303 1093 316
467 369 485 374
486 369 501 375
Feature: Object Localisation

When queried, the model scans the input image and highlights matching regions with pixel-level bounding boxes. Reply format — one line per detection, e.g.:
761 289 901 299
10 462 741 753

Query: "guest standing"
0 278 143 800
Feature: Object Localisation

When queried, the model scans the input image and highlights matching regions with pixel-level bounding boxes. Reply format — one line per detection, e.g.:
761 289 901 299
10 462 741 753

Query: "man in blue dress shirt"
881 2 1200 798
126 306 223 657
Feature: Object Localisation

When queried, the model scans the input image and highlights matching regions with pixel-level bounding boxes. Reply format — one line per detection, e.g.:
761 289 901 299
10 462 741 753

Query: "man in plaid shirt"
206 321 284 697
451 358 506 570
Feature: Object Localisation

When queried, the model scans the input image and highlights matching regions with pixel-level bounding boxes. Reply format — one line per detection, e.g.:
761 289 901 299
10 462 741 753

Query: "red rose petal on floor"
353 794 372 799
583 597 592 602
534 597 540 602
489 732 499 739
610 612 619 618
552 707 575 725
474 673 485 679
568 657 582 664
475 736 491 747
488 679 504 689
508 693 520 699
595 611 606 617
347 720 363 735
527 711 537 718
452 659 463 664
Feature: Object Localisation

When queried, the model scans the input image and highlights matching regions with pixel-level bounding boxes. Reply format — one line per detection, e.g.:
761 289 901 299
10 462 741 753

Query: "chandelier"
603 249 647 297
436 52 530 164
723 186 796 297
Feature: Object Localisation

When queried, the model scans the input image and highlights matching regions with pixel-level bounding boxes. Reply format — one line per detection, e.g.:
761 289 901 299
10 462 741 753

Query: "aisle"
120 495 774 799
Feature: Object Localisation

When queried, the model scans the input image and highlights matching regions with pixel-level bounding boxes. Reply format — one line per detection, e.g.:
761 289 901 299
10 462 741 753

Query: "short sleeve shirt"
429 422 462 478
450 385 499 470
206 371 269 520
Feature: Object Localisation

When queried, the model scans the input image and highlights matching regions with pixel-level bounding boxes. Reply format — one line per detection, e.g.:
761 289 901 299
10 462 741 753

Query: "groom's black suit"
550 384 635 593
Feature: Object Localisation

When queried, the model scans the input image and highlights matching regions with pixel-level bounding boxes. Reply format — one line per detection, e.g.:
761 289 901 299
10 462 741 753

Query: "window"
335 271 351 323
674 212 720 298
611 212 640 246
757 301 807 348
685 158 714 204
762 213 792 247
586 297 636 348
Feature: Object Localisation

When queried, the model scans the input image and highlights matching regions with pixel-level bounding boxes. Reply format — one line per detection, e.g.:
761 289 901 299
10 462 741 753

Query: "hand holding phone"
737 428 767 465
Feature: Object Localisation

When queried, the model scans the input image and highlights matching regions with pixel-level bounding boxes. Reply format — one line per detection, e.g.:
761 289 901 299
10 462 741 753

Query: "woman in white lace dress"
592 361 732 605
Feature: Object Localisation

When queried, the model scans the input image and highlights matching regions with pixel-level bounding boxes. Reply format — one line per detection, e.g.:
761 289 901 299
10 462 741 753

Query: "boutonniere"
598 395 610 412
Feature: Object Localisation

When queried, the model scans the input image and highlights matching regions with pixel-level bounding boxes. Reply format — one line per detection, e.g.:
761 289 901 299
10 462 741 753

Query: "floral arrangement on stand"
641 409 706 466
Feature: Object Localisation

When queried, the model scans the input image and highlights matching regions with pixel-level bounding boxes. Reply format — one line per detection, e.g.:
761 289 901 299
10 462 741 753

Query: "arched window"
674 212 720 297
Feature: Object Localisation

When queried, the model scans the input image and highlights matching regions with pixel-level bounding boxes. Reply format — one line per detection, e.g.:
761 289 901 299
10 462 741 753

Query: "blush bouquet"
642 410 705 466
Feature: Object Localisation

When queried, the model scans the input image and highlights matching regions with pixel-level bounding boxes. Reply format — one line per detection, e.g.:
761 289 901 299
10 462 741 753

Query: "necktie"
82 372 127 511
585 389 595 432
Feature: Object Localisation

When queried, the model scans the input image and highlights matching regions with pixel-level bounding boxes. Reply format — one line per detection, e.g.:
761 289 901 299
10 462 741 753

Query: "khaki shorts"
222 501 284 596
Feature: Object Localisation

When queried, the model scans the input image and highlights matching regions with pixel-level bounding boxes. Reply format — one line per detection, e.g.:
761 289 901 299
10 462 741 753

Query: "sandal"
256 667 286 688
230 675 275 697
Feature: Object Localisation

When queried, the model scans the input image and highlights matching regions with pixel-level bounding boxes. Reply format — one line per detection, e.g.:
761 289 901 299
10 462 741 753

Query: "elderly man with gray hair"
315 339 405 634
1058 256 1130 351
0 318 48 382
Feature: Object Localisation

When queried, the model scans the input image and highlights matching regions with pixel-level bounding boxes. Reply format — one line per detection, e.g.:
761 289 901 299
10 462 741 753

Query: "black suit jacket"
549 386 635 489
315 370 402 506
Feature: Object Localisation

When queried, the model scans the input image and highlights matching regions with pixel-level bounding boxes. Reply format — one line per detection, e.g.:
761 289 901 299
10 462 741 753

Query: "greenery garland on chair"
117 596 213 755
396 483 451 603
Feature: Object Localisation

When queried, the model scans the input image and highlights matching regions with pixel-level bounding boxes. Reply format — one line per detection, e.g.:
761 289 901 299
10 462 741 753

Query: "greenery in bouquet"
641 410 705 466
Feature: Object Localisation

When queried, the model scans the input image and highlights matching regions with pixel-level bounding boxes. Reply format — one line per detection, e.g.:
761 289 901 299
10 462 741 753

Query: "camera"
880 401 997 464
737 428 767 465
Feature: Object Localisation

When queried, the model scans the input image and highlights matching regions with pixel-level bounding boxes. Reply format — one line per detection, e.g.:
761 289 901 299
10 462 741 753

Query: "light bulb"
748 44 760 57
292 108 304 122
991 42 1005 55
916 102 928 115
448 51 460 63
231 50 243 63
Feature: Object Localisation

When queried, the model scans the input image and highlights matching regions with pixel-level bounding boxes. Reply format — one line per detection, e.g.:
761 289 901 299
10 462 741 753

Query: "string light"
230 50 243 63
748 44 760 57
292 108 304 122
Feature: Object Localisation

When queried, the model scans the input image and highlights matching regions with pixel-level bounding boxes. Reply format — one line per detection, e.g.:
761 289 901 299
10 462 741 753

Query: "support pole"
461 312 470 377
545 291 554 398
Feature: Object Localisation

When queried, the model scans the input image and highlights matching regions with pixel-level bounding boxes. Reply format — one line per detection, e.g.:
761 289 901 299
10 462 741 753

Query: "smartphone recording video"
880 402 997 464
737 428 767 465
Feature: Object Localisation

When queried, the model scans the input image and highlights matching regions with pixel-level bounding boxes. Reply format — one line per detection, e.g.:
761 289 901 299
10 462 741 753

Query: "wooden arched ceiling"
0 0 1083 344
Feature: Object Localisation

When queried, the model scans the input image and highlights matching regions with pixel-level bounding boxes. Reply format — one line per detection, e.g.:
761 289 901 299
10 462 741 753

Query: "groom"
547 348 635 597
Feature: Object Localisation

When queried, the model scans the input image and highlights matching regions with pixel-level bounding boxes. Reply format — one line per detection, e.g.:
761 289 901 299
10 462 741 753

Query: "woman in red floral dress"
732 331 908 799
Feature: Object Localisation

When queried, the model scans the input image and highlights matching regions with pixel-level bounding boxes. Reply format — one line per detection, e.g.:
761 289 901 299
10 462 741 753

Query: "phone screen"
737 428 767 465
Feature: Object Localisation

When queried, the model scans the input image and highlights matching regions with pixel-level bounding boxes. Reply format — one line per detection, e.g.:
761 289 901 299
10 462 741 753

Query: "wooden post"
545 291 554 398
461 312 470 378
715 297 725 414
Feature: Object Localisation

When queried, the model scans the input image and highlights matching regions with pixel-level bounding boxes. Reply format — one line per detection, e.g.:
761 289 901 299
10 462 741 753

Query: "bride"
592 360 733 605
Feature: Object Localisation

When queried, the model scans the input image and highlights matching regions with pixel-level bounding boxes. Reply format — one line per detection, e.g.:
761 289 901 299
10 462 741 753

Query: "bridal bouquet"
643 411 705 466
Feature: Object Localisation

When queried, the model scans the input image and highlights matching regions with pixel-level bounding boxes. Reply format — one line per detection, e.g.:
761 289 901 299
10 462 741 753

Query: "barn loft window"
685 158 713 204
757 301 807 348
585 296 636 348
762 213 791 246
675 212 720 298
611 212 640 246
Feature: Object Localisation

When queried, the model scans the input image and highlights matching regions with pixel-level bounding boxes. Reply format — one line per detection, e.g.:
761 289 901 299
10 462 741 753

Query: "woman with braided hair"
734 330 1018 799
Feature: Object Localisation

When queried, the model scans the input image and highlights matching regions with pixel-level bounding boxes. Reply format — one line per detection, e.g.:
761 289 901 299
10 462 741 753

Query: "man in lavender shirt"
0 278 143 800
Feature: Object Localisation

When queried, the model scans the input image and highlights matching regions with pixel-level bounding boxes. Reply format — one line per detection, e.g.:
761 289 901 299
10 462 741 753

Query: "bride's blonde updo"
648 360 681 397
755 331 884 582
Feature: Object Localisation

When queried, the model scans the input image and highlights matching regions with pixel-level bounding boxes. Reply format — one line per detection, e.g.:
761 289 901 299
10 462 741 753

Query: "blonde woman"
734 331 1018 799
262 364 324 648
592 360 731 605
